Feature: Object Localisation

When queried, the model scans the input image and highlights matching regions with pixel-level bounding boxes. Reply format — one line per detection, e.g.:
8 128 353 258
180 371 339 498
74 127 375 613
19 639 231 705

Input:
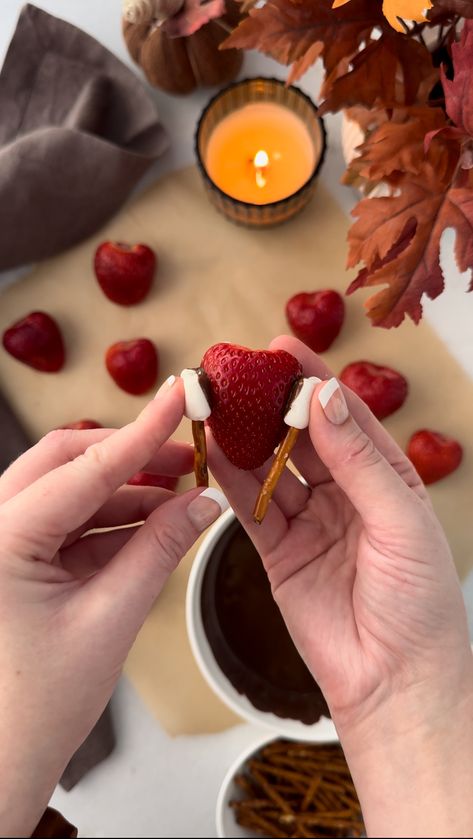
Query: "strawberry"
94 241 156 306
106 339 158 395
340 360 408 419
286 289 345 352
201 342 302 470
59 419 102 430
127 472 178 490
407 429 463 485
2 311 65 372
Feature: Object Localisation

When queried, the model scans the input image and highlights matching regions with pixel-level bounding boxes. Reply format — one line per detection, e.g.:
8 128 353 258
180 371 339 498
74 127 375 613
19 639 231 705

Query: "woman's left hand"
0 376 225 837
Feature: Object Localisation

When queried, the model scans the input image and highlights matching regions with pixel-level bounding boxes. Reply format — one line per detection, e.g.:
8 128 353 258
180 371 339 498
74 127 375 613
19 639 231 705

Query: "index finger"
270 335 423 493
3 377 184 553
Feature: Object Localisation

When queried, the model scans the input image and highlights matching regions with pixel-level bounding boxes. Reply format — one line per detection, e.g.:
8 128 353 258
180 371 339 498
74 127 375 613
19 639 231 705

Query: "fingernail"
318 378 349 425
187 487 229 532
155 375 176 399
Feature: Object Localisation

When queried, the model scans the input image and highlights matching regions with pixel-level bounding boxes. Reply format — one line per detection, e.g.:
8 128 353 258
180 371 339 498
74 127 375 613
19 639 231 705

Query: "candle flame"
254 149 269 168
254 149 269 189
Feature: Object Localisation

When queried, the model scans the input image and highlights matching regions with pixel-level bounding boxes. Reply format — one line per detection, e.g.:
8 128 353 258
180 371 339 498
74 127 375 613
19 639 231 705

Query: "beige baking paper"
0 165 472 735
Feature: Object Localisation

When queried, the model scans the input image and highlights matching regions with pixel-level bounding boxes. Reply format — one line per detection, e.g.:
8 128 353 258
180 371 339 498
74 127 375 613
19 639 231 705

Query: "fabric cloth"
0 3 168 270
32 807 77 838
59 704 116 792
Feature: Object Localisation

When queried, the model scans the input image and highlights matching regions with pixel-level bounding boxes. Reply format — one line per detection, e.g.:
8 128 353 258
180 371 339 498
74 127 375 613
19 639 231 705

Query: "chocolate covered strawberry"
340 360 408 420
407 429 463 485
94 242 156 306
2 311 65 372
127 472 178 490
106 338 158 395
201 342 302 470
286 289 345 353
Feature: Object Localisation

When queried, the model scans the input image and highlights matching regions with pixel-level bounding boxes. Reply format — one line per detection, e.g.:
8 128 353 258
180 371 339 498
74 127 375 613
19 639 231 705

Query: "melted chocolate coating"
201 518 330 725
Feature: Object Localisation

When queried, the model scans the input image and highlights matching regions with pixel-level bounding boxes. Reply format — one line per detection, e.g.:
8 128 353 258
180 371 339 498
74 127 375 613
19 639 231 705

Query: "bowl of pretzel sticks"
216 732 364 839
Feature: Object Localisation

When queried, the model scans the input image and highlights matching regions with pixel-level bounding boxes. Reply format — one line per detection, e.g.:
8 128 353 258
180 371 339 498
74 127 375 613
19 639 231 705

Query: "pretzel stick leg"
192 420 209 487
253 426 299 525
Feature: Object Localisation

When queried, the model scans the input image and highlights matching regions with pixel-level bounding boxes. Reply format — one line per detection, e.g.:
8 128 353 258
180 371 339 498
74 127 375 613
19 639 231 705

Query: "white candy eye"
181 368 212 421
284 376 321 429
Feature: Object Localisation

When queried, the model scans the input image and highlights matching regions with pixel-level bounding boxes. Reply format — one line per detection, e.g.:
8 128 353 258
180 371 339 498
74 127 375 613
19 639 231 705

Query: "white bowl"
185 508 337 741
216 728 339 838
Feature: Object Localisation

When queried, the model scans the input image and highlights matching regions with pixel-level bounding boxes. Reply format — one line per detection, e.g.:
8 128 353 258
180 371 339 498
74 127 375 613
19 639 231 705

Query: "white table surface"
1 3 472 837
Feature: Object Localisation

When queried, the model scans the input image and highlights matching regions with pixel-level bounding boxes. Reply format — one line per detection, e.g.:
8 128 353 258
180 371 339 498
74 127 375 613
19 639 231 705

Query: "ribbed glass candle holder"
195 78 327 228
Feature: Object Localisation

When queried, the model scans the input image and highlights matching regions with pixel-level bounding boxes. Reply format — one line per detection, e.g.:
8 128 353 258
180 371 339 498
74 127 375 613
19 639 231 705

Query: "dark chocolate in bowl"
200 517 330 725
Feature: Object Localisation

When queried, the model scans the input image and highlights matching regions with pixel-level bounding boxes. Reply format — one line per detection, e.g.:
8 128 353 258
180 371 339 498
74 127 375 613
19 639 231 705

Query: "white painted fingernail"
187 487 229 531
155 375 176 399
318 378 349 425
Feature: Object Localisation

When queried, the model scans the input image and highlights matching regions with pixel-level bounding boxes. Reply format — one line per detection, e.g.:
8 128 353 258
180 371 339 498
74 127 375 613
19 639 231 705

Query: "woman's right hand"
209 336 473 838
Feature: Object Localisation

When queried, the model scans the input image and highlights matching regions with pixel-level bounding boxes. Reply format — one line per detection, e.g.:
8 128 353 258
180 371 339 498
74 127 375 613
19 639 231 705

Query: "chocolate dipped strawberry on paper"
181 343 319 523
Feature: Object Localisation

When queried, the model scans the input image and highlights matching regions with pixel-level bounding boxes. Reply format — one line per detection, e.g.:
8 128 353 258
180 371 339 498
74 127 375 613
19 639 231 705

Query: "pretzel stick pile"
230 740 364 838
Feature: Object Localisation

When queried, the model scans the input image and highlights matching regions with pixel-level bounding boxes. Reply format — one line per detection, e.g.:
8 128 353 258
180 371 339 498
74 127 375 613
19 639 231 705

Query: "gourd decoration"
123 0 244 95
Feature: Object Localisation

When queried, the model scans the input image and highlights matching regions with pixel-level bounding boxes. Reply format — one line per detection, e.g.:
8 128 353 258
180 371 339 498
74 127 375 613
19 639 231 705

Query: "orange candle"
205 102 317 205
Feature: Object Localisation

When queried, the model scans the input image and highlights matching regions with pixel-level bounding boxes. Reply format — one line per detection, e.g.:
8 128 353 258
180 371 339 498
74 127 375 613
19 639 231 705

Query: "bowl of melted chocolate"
186 509 335 739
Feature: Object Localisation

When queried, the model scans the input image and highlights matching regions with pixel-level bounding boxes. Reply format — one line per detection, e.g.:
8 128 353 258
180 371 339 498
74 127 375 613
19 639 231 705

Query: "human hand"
0 376 226 837
209 336 473 838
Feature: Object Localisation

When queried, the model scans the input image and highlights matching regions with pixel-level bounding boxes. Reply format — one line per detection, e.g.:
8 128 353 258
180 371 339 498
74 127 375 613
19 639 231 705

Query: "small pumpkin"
123 0 244 95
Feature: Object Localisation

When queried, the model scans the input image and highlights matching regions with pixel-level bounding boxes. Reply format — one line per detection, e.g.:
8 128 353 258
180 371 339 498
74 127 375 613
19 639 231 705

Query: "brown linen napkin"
59 703 116 791
0 4 168 271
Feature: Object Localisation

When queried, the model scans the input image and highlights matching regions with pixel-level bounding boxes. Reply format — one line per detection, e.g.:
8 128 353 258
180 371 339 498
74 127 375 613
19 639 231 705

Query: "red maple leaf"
223 0 436 107
441 20 473 135
346 106 447 182
346 16 473 326
320 34 437 112
428 0 473 22
347 141 473 327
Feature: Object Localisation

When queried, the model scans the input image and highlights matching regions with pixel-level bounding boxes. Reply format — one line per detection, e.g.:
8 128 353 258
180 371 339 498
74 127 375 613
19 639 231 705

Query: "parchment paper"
0 165 471 735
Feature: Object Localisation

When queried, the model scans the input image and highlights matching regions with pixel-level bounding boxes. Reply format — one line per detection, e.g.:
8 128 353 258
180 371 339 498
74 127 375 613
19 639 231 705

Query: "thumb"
88 486 228 619
310 378 418 530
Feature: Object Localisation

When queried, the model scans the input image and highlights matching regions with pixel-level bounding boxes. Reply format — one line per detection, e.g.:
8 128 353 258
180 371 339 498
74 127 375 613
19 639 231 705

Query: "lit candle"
204 102 317 205
195 78 326 227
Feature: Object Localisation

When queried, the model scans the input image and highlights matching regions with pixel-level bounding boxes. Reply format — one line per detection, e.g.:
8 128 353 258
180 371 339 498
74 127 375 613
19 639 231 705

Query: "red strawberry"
127 472 178 490
59 419 103 430
106 339 158 395
2 311 65 372
340 360 408 419
201 343 302 470
407 429 463 485
94 242 156 306
286 289 345 353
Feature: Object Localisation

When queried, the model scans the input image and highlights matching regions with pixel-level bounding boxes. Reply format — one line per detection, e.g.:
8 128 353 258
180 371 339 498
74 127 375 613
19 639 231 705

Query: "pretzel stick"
253 426 300 524
192 420 208 487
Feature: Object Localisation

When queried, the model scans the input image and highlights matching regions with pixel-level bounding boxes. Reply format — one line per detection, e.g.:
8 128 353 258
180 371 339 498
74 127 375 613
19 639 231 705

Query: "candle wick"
255 169 267 189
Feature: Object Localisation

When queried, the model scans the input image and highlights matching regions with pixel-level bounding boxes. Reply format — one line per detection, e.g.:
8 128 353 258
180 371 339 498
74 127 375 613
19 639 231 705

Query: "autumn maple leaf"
333 0 432 32
223 0 436 108
347 146 473 327
428 0 473 23
320 34 436 113
346 106 447 183
346 17 473 327
441 19 473 135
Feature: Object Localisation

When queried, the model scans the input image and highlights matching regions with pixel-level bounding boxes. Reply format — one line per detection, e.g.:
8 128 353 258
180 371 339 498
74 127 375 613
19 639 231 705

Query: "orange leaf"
223 0 436 108
320 34 436 113
347 106 447 183
335 0 432 29
223 0 386 81
346 143 473 327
